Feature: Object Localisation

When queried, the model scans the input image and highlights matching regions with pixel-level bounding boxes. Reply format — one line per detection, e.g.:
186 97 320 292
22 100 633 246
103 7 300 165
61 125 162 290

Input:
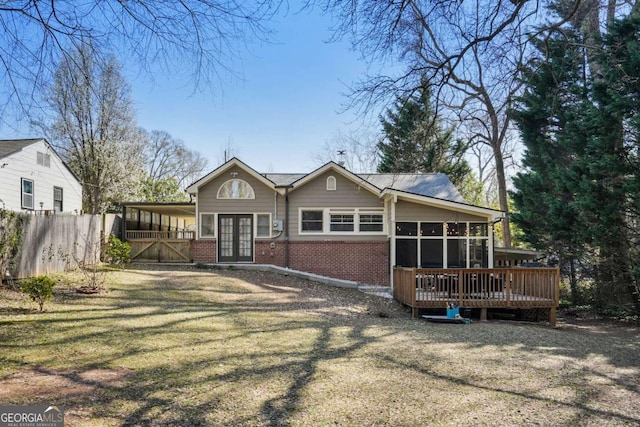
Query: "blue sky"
129 9 377 174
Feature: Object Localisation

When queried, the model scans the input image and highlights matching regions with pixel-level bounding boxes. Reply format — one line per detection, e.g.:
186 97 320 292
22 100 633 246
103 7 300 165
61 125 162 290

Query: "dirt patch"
0 367 134 402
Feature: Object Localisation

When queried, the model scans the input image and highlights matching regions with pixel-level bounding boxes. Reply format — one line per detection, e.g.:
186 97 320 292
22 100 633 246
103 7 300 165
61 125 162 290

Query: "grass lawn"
1 265 639 426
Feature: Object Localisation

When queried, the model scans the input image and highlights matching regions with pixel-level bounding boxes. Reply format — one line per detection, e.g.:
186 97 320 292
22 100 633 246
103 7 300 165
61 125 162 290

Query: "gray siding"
288 170 385 241
394 200 488 222
197 165 277 215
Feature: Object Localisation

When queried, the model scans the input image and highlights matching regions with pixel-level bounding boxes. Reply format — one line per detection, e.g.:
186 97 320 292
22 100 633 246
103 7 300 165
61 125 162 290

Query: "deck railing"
126 230 195 240
393 267 560 319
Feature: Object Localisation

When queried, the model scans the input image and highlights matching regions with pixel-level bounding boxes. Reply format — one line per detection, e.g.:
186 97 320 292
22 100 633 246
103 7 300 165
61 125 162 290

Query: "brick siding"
193 239 389 285
289 241 389 286
191 240 216 263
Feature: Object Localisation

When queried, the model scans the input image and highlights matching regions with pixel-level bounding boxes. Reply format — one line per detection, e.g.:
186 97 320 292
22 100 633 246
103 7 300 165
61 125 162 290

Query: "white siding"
0 140 82 213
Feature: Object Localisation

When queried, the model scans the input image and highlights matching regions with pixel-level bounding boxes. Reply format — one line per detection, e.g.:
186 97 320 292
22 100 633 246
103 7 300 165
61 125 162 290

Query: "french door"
218 214 253 262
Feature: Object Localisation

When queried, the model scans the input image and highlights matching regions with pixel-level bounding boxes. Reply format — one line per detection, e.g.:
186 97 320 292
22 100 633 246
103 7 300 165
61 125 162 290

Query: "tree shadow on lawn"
2 265 640 425
1 319 383 426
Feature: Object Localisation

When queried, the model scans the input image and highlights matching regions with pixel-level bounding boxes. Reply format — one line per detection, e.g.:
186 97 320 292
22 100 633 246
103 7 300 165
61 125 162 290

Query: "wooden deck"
393 267 560 326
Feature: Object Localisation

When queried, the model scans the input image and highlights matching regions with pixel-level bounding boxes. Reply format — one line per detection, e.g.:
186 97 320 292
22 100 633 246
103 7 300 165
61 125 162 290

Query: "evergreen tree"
511 28 592 304
376 84 473 192
512 11 640 312
585 13 640 311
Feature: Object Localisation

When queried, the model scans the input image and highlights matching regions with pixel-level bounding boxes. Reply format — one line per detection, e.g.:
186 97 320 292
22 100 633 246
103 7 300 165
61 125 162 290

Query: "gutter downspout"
284 186 290 268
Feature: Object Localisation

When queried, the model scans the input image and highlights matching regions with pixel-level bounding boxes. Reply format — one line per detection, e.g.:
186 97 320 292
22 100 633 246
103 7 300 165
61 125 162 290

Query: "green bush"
105 236 131 268
21 275 56 312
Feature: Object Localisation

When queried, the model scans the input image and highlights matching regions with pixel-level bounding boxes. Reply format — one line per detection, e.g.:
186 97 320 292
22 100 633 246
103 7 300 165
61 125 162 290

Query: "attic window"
326 176 336 191
217 179 255 199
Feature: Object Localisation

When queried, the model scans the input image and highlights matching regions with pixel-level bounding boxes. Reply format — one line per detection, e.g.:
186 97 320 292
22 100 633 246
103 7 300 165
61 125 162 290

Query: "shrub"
20 275 56 312
105 236 131 268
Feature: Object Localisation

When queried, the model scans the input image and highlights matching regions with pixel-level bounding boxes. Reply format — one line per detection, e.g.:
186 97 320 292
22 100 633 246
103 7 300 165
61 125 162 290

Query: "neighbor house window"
37 151 50 167
53 186 63 212
21 178 34 209
200 213 215 237
301 210 323 232
256 214 271 237
330 213 354 232
217 179 255 199
326 176 336 191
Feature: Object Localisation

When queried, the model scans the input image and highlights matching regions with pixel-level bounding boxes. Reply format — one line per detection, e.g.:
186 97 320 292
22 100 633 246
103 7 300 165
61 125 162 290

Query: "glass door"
218 214 253 262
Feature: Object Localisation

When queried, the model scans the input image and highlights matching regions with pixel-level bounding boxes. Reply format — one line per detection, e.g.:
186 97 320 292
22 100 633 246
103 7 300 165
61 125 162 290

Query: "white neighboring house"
0 138 82 214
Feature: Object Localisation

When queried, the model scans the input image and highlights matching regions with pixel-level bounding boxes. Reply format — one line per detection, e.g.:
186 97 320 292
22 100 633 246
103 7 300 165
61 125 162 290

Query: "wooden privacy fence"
13 214 101 278
393 267 560 325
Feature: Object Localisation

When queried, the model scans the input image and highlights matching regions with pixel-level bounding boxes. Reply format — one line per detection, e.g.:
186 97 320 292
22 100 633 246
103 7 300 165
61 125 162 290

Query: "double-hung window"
256 214 271 238
329 213 354 232
300 208 384 234
21 178 34 210
53 186 63 212
200 213 216 237
301 210 323 232
359 213 383 232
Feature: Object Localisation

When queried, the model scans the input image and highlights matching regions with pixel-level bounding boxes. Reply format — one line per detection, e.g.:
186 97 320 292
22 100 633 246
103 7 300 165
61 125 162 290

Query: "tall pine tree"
511 27 592 304
512 11 640 312
376 84 473 192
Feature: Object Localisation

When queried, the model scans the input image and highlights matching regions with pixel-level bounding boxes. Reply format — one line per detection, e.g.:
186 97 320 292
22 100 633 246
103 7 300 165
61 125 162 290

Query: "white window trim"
255 213 272 238
53 186 63 212
326 175 336 191
217 179 255 199
299 207 386 235
199 212 217 239
300 208 324 234
21 178 34 210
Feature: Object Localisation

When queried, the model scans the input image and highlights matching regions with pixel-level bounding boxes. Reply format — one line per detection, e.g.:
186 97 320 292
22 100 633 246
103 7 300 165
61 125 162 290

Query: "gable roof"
0 138 44 159
358 173 466 203
185 157 277 194
0 138 81 183
185 158 503 219
285 161 382 195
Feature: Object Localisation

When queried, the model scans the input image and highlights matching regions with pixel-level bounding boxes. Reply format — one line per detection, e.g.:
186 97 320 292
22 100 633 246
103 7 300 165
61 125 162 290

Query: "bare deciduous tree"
0 1 282 123
320 0 546 247
143 130 208 189
45 45 145 214
314 128 379 173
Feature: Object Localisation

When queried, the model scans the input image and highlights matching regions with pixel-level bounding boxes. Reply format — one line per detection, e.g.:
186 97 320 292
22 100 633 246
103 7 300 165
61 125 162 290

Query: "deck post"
549 307 557 327
480 308 487 321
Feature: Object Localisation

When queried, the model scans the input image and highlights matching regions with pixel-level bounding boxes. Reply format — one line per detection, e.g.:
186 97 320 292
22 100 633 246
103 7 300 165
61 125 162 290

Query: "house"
122 157 559 324
0 138 82 214
183 157 503 286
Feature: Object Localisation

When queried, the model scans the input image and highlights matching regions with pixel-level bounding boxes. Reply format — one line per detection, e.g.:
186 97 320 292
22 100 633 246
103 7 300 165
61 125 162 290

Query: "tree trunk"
492 142 511 248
